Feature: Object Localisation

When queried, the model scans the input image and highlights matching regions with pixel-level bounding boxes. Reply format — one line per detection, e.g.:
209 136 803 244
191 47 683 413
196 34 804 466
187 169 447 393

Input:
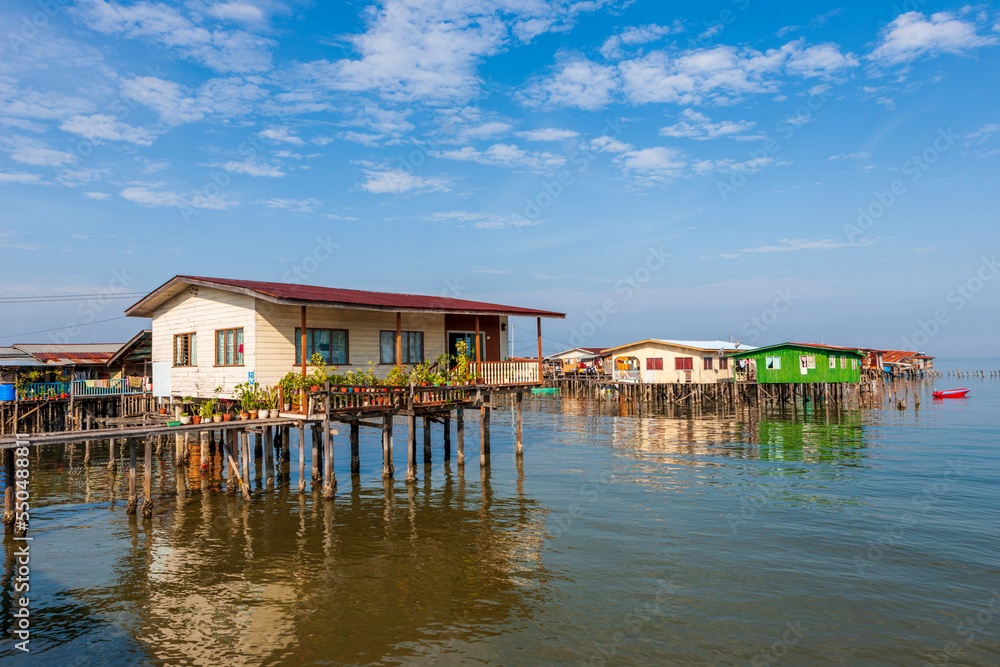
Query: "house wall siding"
150 286 257 399
253 302 448 387
736 346 862 383
609 344 736 383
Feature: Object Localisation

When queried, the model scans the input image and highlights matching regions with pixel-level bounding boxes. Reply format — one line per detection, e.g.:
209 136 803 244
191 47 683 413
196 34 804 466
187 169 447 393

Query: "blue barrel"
0 383 14 401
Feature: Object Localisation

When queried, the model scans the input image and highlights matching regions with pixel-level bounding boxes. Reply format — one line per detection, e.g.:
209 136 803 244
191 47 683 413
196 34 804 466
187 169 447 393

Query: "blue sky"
1 0 999 357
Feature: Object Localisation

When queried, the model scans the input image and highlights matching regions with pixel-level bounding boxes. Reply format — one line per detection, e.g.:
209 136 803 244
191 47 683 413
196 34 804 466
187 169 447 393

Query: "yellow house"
603 339 756 384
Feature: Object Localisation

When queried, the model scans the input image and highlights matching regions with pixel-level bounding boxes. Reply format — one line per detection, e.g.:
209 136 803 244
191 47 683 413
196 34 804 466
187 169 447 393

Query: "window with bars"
703 357 714 370
173 333 196 367
646 357 663 370
719 357 729 370
380 331 424 364
215 328 244 366
295 328 348 365
674 357 693 371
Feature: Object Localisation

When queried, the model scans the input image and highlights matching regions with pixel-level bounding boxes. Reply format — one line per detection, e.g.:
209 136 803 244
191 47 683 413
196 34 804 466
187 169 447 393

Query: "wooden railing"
469 361 540 385
612 370 641 383
72 378 149 397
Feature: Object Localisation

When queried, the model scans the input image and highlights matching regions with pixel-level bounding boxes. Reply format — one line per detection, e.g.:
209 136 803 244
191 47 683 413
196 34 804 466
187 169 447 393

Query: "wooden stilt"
382 414 393 479
222 430 239 495
350 422 360 475
107 437 117 473
515 391 524 457
311 424 322 483
423 416 432 464
443 414 451 461
264 426 275 490
126 439 137 514
456 407 465 466
141 436 153 519
322 417 336 499
2 449 14 533
240 431 252 500
298 426 306 492
406 414 416 483
480 393 491 468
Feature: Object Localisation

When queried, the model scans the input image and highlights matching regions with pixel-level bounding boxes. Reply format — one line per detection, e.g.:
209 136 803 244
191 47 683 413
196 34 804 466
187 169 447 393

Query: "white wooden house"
603 339 756 384
125 276 564 398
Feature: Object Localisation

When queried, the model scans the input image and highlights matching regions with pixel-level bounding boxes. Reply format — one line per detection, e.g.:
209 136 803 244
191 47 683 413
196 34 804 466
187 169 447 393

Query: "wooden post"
141 436 153 519
264 426 275 490
322 417 335 499
536 317 543 383
126 439 137 514
475 316 481 364
443 414 451 461
515 391 524 456
396 312 403 365
456 407 465 466
223 430 239 496
84 440 91 466
312 424 322 484
241 431 252 500
2 449 14 533
298 426 306 492
406 413 416 483
107 437 116 473
382 414 393 478
350 422 360 475
480 393 491 467
423 416 432 464
301 306 308 380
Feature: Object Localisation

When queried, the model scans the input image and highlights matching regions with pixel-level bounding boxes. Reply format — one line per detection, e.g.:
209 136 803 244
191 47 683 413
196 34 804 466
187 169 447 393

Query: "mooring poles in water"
515 391 524 457
107 437 116 473
406 413 417 484
423 416 432 465
350 422 360 475
443 414 451 461
223 430 239 496
264 427 275 491
297 426 306 492
480 392 491 468
2 448 14 533
126 439 137 514
381 414 393 479
456 407 465 466
141 436 153 519
322 417 335 499
240 431 252 500
311 424 322 485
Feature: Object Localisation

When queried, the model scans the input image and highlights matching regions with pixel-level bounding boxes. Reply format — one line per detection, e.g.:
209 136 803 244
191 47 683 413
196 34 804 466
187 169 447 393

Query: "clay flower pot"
222 413 233 422
191 415 202 425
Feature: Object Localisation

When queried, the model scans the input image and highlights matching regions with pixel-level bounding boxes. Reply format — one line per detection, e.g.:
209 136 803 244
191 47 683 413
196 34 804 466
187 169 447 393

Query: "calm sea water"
2 363 999 666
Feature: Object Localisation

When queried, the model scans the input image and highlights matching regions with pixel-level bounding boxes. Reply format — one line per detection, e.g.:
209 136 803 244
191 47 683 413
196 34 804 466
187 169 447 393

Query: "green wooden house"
727 343 863 384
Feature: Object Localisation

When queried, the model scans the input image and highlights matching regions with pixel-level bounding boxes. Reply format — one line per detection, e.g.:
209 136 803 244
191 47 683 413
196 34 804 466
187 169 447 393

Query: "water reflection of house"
605 340 754 384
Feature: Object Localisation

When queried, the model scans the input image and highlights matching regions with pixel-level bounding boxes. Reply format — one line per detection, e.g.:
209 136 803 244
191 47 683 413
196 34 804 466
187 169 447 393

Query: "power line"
0 292 147 304
0 316 130 342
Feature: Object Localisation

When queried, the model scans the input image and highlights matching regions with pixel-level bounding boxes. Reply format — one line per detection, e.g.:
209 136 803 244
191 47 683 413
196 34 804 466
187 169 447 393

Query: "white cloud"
258 198 321 213
660 109 758 140
360 167 450 195
965 123 1000 146
785 40 860 76
600 24 673 59
119 185 235 209
458 121 512 141
259 127 304 145
341 106 415 145
428 210 536 229
517 128 579 141
0 172 43 184
828 151 871 160
59 114 156 146
121 76 204 125
75 0 275 73
522 57 618 109
613 147 687 184
84 191 111 200
433 143 565 171
870 11 999 65
219 159 284 177
588 136 633 153
2 137 77 166
706 237 870 259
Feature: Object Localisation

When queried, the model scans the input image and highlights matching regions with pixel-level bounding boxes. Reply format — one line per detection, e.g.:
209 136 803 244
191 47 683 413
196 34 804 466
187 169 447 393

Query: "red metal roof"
13 343 121 365
127 275 565 318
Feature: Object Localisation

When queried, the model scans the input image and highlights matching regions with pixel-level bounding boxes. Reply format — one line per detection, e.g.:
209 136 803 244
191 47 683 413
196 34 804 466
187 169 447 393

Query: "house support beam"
322 417 336 499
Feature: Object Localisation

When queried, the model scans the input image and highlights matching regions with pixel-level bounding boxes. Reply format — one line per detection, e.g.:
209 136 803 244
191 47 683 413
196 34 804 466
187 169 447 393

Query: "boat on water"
932 388 970 399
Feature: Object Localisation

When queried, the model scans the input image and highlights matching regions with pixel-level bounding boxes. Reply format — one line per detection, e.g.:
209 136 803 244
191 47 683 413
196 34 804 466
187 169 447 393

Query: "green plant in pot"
233 382 257 419
386 365 409 386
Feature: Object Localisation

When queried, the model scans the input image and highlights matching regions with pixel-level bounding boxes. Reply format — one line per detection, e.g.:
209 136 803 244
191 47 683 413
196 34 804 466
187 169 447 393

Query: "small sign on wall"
248 370 256 385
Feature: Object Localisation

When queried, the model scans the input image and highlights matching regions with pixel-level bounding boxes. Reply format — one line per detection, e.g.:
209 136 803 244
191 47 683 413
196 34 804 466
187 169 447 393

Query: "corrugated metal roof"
13 343 119 365
728 342 864 357
881 350 918 364
127 275 566 319
604 339 758 354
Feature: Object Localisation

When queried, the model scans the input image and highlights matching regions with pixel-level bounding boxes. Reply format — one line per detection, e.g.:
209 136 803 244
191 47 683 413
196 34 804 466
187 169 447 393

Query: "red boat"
932 388 970 399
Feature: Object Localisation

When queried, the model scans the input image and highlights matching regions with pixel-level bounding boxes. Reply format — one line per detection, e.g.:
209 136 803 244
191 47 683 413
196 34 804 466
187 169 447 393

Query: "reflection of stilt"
456 408 465 467
480 393 491 468
322 417 336 499
297 426 306 493
381 415 393 479
406 414 416 484
515 392 524 458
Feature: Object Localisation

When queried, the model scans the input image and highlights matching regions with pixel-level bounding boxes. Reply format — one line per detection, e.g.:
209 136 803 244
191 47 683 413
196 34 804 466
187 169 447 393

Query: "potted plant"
234 382 255 419
279 372 299 411
179 411 192 425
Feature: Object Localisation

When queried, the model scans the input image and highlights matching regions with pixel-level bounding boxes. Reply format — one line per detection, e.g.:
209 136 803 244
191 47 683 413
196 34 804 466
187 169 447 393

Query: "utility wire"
0 316 130 342
0 292 147 304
